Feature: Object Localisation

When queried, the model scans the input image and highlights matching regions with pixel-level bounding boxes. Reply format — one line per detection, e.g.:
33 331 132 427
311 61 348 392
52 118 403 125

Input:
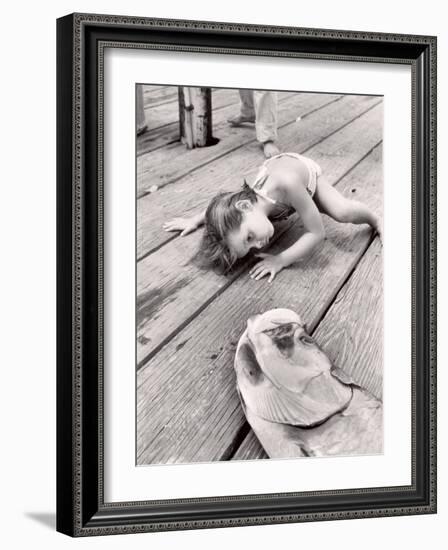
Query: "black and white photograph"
136 85 383 465
1 0 442 545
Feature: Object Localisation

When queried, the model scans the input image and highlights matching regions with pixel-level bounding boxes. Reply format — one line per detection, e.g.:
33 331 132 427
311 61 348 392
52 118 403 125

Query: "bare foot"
227 114 256 126
263 141 280 158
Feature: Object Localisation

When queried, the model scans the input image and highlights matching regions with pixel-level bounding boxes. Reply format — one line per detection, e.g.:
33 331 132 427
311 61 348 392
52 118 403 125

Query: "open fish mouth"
244 329 325 395
246 310 331 383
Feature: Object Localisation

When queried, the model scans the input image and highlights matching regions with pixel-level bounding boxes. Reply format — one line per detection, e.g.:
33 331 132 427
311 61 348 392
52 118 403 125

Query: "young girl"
163 152 381 282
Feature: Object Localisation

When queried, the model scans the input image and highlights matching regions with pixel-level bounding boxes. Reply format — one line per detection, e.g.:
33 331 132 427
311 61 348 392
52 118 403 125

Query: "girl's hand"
162 217 199 236
249 253 286 283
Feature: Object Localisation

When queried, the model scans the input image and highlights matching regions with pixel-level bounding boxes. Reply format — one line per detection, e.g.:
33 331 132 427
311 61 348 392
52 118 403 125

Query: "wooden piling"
179 87 213 148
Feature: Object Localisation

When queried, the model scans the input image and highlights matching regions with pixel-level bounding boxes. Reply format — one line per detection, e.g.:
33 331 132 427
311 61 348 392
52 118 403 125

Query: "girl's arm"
250 175 324 282
277 174 325 266
163 209 206 236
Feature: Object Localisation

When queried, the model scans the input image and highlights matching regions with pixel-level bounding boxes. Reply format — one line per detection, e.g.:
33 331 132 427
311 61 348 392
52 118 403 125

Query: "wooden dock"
136 86 383 465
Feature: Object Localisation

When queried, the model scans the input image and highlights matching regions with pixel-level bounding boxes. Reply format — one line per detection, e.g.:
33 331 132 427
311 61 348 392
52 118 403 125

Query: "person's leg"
253 91 279 158
314 178 382 238
227 89 256 125
136 84 148 135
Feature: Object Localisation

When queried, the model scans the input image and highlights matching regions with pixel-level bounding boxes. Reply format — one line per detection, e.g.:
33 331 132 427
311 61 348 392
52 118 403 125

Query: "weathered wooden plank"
137 95 381 257
137 91 340 196
136 123 180 156
142 84 179 108
142 84 171 93
313 240 383 399
136 145 383 464
235 237 383 461
136 105 383 364
232 430 268 461
142 86 254 111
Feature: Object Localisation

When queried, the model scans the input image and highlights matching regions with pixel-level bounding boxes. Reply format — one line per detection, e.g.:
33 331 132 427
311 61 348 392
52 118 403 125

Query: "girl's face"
227 203 274 259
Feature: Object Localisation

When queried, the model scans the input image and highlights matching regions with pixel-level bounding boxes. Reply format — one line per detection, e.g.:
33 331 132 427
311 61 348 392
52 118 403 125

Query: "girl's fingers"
250 258 268 275
250 264 264 277
254 269 269 281
164 222 189 232
163 218 182 229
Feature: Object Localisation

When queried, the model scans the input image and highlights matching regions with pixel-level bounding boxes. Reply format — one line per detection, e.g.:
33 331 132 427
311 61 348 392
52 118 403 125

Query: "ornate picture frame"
56 13 436 536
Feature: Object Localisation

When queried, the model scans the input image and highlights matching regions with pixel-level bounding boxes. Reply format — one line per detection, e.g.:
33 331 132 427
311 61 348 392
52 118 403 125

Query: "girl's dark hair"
193 182 258 274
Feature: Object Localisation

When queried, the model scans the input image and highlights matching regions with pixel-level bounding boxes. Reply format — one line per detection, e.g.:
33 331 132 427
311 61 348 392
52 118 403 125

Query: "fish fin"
243 382 325 426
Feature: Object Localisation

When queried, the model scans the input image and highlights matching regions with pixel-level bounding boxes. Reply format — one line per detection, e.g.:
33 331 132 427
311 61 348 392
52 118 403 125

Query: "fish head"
246 309 332 391
234 308 352 427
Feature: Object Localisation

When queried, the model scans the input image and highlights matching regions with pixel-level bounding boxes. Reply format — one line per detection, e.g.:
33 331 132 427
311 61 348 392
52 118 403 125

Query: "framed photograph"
56 13 437 536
